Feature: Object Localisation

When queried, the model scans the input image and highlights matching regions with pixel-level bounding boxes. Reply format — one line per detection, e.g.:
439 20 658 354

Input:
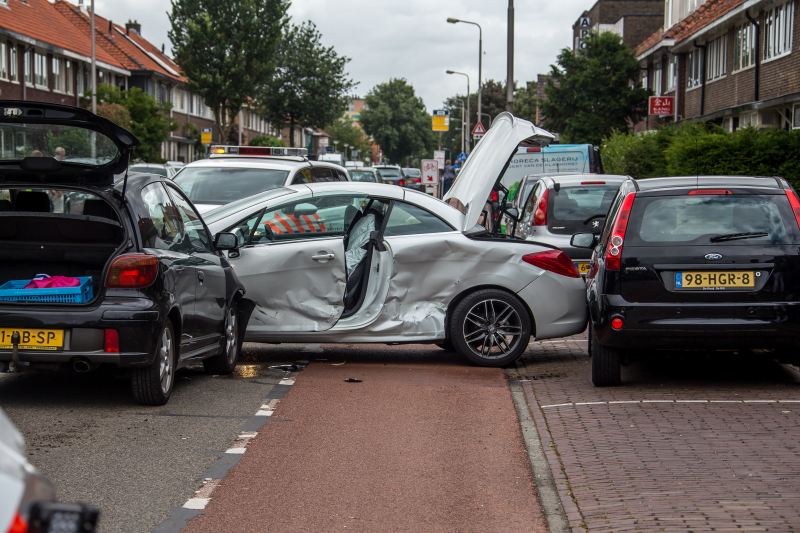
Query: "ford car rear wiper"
710 231 769 242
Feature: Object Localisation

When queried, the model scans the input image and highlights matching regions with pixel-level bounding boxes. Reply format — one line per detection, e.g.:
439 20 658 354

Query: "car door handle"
174 266 186 273
312 253 335 261
197 271 204 283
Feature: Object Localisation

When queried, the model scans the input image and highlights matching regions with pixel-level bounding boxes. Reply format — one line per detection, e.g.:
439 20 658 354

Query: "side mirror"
294 203 318 216
506 207 520 220
214 232 238 251
571 232 597 249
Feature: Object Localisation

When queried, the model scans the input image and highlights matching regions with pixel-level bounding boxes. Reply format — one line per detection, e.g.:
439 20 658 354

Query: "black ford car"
0 101 250 405
572 176 800 386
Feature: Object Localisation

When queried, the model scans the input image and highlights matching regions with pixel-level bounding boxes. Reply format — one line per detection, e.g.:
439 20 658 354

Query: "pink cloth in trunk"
24 276 81 289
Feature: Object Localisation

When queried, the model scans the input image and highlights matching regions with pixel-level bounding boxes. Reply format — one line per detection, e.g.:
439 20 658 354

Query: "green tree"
169 0 289 145
541 31 649 145
325 119 370 161
260 22 356 147
360 78 436 164
82 83 178 162
249 135 286 147
513 82 538 124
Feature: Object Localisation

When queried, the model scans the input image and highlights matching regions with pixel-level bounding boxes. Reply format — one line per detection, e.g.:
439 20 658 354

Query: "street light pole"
447 70 470 154
453 98 465 155
506 0 514 112
447 18 482 129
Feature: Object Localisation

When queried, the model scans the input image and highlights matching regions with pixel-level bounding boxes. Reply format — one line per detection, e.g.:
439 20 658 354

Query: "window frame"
734 21 756 71
763 1 794 63
382 200 456 238
8 44 17 83
34 51 48 89
0 42 7 81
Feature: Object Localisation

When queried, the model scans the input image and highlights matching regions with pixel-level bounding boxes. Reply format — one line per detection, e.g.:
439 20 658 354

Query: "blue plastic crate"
0 276 94 303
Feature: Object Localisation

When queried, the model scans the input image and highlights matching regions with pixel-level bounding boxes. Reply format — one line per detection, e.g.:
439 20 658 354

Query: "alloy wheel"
461 299 523 360
159 327 174 393
225 308 238 365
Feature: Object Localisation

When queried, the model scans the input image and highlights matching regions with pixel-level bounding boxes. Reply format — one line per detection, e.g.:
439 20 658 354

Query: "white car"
204 114 588 367
172 146 350 213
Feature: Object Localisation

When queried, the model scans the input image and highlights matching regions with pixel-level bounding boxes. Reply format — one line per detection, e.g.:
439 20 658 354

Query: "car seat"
14 191 51 212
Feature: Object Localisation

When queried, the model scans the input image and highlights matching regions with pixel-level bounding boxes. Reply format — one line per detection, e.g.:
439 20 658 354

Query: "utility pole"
506 0 514 113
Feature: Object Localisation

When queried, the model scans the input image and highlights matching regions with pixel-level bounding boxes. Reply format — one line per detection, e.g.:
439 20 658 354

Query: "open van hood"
443 112 555 232
0 101 139 186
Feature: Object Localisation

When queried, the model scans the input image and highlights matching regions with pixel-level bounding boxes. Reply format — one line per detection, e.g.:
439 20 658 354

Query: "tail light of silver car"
532 189 549 226
105 255 158 289
605 192 636 271
522 250 581 278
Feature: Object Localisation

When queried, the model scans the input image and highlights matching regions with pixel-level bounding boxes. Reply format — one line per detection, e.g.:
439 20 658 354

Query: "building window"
653 65 662 96
65 60 73 94
642 72 648 92
706 34 727 81
666 55 677 91
34 52 47 87
24 50 33 85
793 103 800 129
765 1 794 61
687 50 702 88
0 42 7 81
740 113 757 128
665 0 674 28
9 44 17 82
52 57 66 92
734 22 756 70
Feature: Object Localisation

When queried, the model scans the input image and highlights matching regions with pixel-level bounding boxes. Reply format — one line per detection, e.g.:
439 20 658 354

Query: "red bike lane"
183 344 547 532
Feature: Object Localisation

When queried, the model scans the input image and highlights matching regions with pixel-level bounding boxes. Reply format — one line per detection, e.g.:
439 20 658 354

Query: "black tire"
449 289 531 367
591 323 622 386
203 301 241 375
435 340 456 352
131 318 177 406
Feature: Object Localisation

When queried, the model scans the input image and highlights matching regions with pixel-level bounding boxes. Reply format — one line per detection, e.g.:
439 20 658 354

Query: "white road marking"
225 447 247 454
255 410 274 416
540 399 798 408
279 378 295 386
183 498 210 510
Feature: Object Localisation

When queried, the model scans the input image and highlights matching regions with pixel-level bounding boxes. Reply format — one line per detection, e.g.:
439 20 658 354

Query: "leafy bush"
601 124 800 189
249 135 286 147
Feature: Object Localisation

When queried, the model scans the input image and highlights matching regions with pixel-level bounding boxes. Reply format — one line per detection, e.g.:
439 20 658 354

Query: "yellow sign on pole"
432 110 449 132
201 128 212 144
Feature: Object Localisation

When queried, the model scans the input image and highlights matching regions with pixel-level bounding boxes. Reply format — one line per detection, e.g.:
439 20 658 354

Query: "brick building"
0 0 281 162
573 0 666 50
636 0 798 131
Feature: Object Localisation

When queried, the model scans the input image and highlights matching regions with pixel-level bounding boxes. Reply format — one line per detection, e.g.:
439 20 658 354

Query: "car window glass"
173 167 289 206
167 186 211 252
383 201 453 237
291 168 312 185
376 168 400 178
548 186 619 234
140 183 190 252
311 168 336 182
130 165 168 177
337 170 349 181
226 210 263 247
252 194 367 244
350 170 376 183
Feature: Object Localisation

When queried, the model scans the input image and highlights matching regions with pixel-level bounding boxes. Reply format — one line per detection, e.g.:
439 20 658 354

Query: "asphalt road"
0 343 314 533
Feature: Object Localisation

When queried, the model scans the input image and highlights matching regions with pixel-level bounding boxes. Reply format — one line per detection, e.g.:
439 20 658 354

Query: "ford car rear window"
626 195 800 246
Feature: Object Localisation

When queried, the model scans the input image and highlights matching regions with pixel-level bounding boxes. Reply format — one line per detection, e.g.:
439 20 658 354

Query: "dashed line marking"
183 498 210 510
279 378 295 386
540 399 799 408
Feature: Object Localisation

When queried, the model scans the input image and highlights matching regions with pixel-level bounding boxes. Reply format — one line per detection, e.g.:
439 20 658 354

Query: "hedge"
601 123 800 189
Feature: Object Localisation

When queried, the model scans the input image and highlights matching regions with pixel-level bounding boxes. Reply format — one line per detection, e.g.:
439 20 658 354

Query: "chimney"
161 43 165 54
125 20 141 36
109 20 113 34
78 0 89 16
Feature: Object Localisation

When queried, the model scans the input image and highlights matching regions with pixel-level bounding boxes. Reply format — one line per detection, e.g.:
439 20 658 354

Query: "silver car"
507 174 629 275
204 113 588 367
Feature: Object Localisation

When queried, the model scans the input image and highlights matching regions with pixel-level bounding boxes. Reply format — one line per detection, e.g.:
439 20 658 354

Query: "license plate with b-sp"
675 271 755 289
0 328 64 350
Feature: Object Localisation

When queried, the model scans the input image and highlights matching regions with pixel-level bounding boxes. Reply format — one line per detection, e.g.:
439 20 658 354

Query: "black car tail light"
581 181 605 185
523 250 581 278
611 317 624 330
688 189 733 195
104 329 119 353
785 190 800 230
105 255 158 289
532 188 549 226
399 180 405 186
605 192 636 271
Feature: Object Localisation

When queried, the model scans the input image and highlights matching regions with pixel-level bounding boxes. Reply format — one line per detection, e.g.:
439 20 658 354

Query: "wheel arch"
445 284 536 341
166 306 181 357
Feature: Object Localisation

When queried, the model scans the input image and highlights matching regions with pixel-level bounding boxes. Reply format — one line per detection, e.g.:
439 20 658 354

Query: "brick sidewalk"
515 334 800 532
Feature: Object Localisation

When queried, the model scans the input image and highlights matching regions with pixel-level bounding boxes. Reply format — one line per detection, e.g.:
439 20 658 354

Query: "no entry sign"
649 96 674 116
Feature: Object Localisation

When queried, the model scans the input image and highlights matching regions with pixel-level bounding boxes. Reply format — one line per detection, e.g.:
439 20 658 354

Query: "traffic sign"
433 150 445 169
432 110 450 132
471 121 486 135
421 159 439 184
456 152 468 164
201 128 212 144
649 96 674 116
473 134 484 142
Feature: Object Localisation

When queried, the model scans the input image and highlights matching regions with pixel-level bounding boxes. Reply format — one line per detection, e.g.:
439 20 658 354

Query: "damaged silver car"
204 113 588 366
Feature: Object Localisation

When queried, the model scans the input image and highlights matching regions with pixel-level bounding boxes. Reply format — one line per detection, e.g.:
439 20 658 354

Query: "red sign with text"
649 96 674 116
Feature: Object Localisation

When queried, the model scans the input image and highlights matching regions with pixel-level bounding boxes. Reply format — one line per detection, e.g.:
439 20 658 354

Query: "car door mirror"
294 203 318 216
571 232 596 248
506 207 520 220
214 232 238 251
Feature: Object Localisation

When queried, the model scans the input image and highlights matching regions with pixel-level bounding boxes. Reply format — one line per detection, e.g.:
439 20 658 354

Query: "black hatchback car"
0 101 250 405
572 176 800 386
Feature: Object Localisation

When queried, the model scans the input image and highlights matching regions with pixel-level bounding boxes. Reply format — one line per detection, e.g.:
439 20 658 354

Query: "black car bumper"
595 294 800 350
0 297 163 368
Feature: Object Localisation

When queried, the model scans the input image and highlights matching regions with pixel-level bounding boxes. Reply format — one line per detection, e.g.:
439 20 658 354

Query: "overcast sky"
91 0 587 113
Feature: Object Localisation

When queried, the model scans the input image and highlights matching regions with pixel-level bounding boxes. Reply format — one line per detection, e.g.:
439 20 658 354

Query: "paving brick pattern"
515 334 800 532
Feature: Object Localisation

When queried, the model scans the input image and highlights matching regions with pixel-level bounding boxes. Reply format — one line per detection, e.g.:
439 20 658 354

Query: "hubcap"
462 299 523 360
225 308 238 365
159 328 173 393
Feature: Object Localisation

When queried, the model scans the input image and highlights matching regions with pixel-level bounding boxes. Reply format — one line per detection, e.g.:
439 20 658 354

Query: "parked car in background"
204 113 588 368
128 162 179 178
349 168 381 183
507 175 628 275
572 175 800 386
374 165 406 187
0 101 251 405
172 145 350 213
0 407 99 533
402 168 425 192
320 153 345 166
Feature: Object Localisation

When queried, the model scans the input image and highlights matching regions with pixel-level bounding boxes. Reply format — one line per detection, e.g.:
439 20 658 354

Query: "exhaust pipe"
73 360 92 373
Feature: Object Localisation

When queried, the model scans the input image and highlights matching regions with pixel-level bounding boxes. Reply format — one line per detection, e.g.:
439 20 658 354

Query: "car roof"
633 176 783 191
180 158 305 171
536 174 629 186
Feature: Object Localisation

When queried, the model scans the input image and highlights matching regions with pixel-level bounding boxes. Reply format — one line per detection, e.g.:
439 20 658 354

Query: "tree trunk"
215 105 230 146
289 116 295 147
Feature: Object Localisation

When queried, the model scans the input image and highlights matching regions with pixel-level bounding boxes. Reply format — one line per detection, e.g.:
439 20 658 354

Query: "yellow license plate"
575 262 591 274
0 328 64 350
676 271 754 289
